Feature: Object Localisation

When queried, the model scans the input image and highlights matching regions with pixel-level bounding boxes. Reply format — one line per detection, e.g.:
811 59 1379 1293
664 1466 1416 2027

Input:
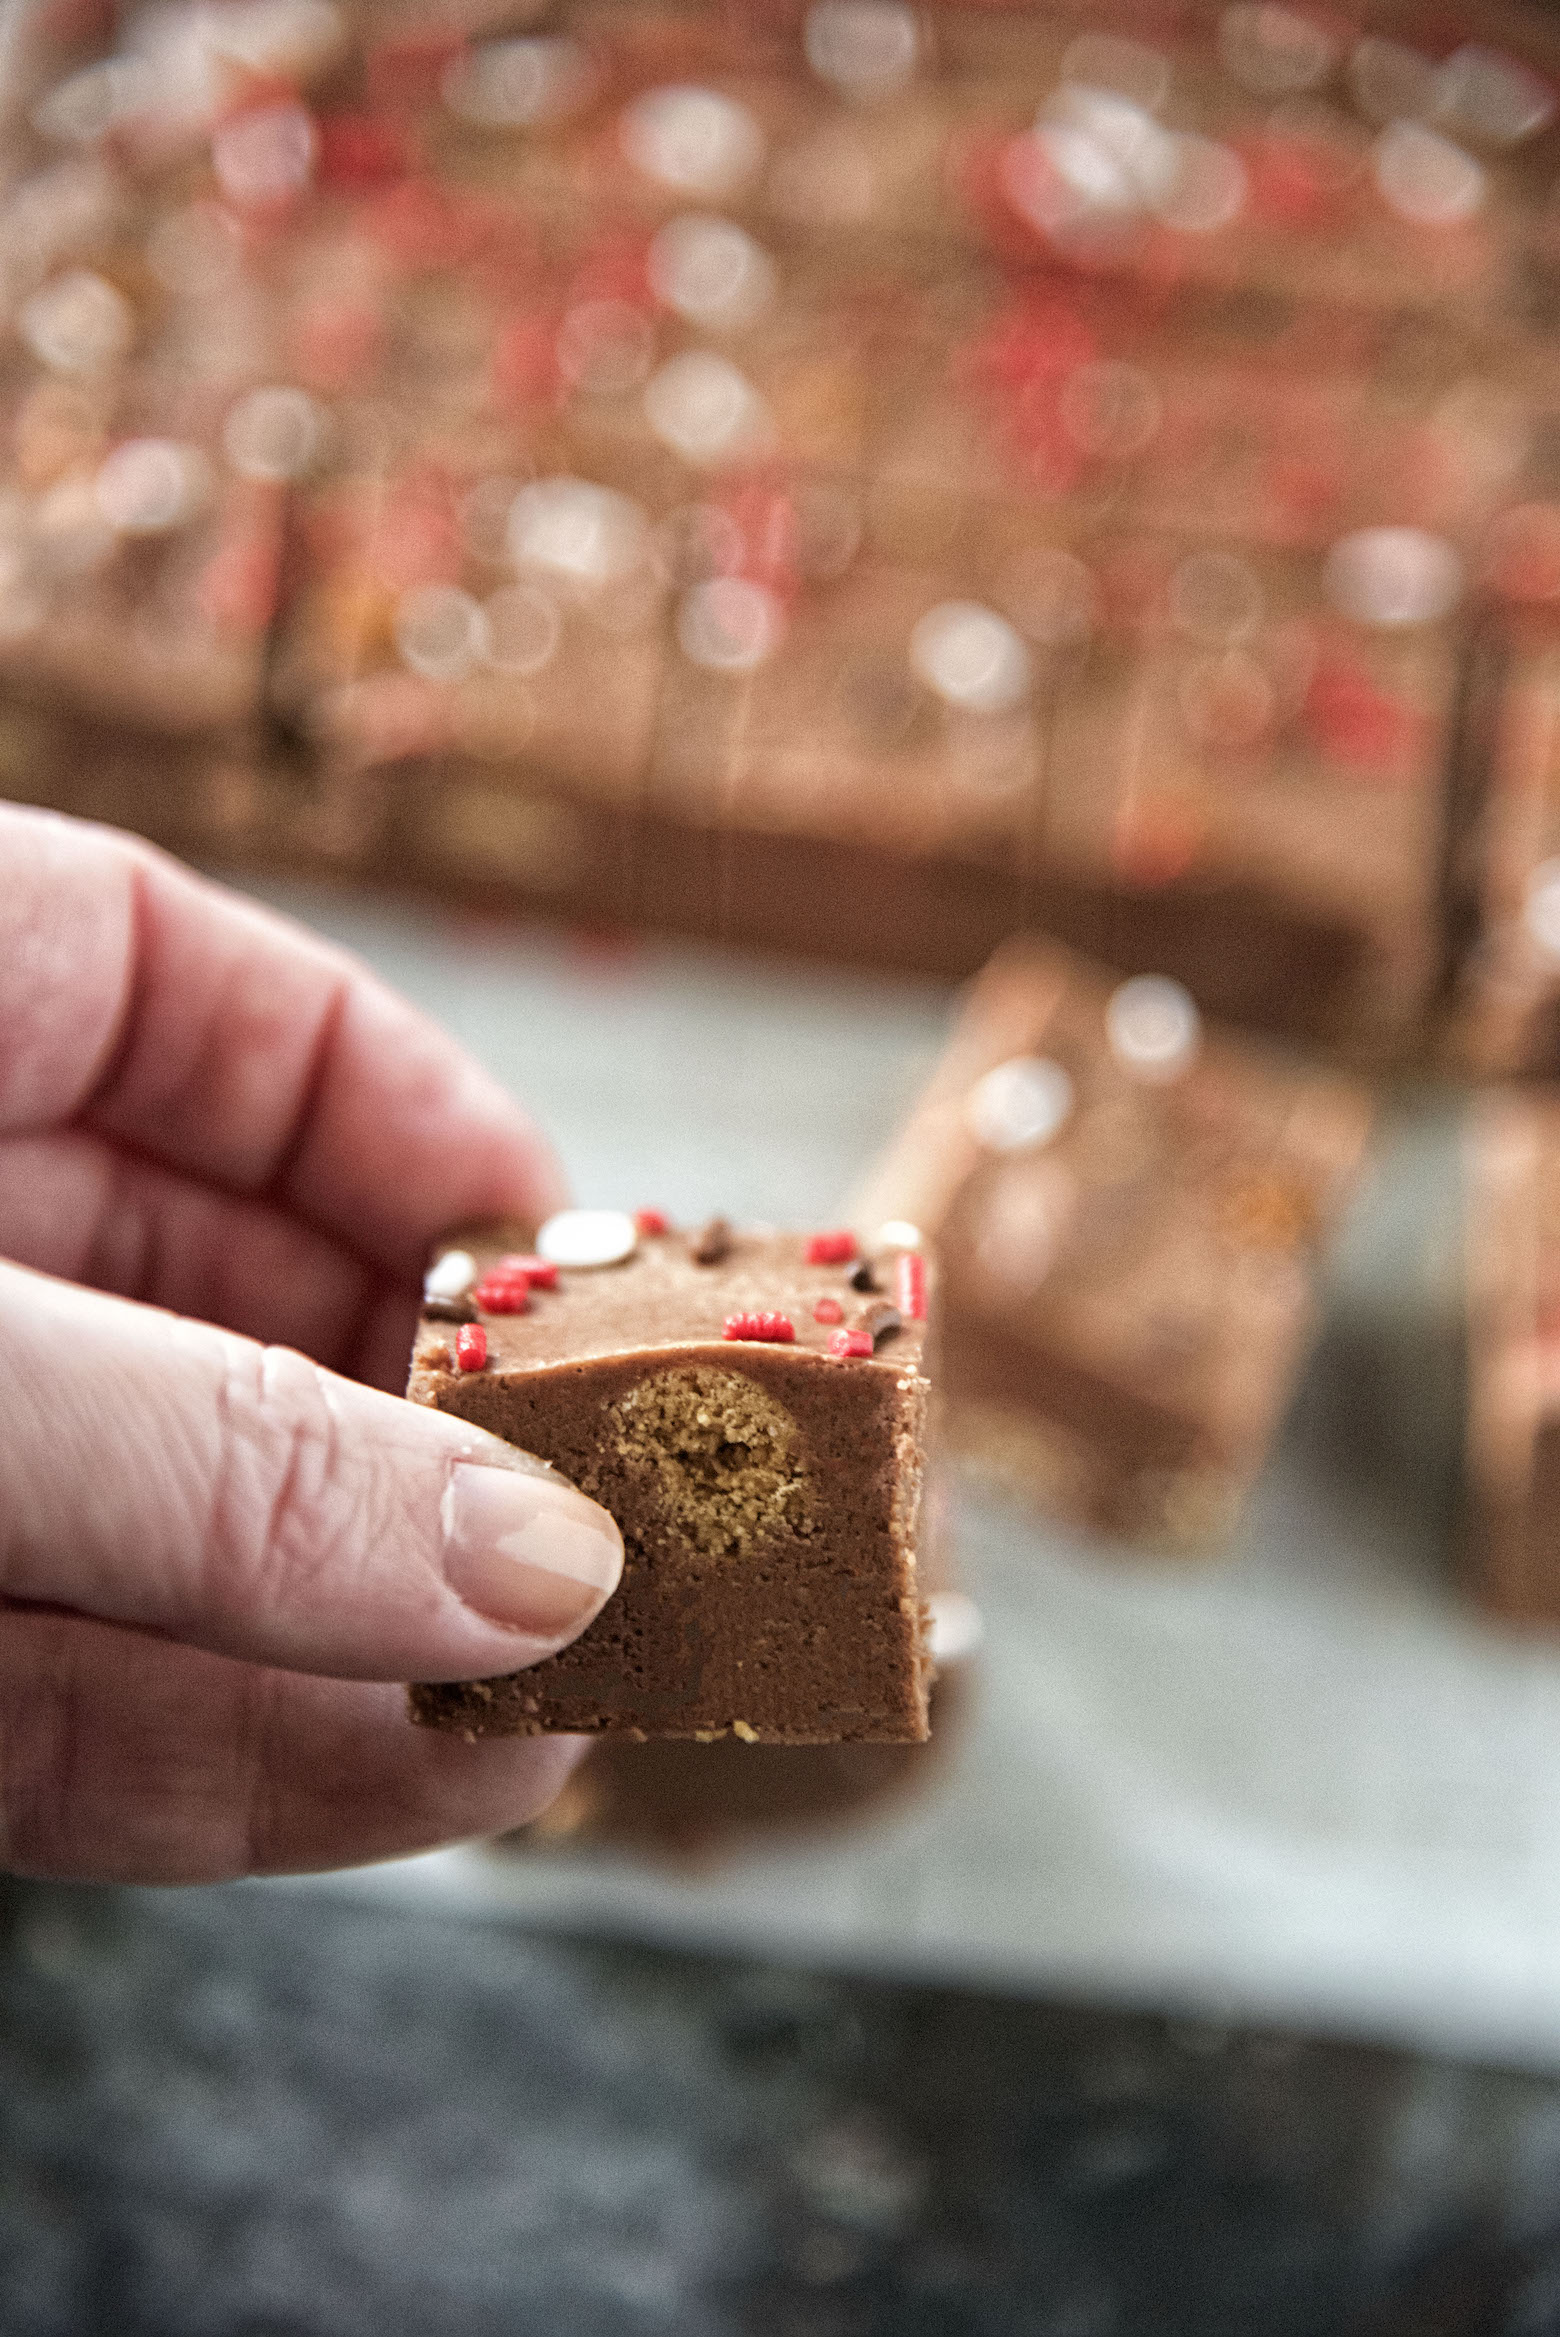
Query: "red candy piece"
499 1253 556 1289
805 1230 856 1265
474 1275 529 1314
894 1253 927 1322
812 1296 844 1324
827 1328 874 1359
723 1311 796 1343
635 1209 671 1237
455 1324 488 1372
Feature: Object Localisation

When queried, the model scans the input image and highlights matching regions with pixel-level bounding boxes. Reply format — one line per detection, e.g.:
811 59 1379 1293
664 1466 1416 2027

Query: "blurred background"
14 0 1560 2328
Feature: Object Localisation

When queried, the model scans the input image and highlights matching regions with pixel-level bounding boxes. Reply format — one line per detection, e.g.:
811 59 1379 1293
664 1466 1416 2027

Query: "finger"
0 1605 583 1883
0 804 566 1274
0 1128 380 1377
0 1261 623 1682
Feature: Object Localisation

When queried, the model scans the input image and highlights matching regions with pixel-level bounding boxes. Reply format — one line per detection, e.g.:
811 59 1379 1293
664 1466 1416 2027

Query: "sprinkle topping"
536 1208 638 1268
724 1310 795 1342
474 1271 529 1313
691 1214 733 1264
1104 976 1201 1080
500 1252 557 1288
894 1253 927 1322
827 1327 874 1358
874 1219 922 1252
966 1056 1074 1152
812 1295 844 1323
635 1208 671 1237
805 1229 857 1264
424 1248 477 1301
455 1323 488 1372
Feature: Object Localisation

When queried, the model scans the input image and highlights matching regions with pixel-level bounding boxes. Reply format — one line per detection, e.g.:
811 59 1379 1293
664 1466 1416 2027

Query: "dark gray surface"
6 1876 1560 2337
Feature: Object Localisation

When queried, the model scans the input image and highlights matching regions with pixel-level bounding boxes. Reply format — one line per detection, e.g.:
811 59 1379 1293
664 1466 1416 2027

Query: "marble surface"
6 1874 1560 2337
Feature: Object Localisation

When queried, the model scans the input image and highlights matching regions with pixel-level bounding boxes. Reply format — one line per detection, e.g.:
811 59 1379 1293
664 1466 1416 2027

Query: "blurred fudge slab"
1446 521 1560 1077
1465 1091 1560 1624
854 938 1372 1550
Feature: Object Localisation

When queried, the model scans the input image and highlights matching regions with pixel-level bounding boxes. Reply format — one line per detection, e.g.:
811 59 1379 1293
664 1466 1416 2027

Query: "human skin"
0 802 625 1884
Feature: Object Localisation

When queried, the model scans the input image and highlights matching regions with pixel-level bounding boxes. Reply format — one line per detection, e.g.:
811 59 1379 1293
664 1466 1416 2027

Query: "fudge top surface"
853 938 1371 1432
412 1219 930 1381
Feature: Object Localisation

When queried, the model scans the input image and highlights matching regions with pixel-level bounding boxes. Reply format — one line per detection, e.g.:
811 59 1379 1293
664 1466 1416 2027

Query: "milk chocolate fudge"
501 1585 980 1863
854 940 1371 1549
408 1213 934 1741
1465 1091 1560 1624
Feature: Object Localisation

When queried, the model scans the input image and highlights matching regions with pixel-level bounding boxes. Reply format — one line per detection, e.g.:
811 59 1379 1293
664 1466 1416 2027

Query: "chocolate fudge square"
1465 1091 1560 1625
854 939 1371 1550
408 1213 934 1742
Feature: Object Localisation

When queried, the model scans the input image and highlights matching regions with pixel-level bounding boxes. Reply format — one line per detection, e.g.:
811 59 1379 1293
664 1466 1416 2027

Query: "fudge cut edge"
409 1321 933 1747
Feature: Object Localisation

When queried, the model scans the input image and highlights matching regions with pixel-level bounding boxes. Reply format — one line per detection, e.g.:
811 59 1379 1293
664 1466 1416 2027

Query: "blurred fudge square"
407 1213 935 1743
269 455 670 803
853 938 1371 1550
1448 527 1560 1077
1465 1090 1560 1625
1030 525 1461 1061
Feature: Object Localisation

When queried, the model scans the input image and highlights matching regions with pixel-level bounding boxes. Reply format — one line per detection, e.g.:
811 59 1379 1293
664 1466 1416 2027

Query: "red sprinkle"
455 1324 488 1372
499 1253 556 1289
635 1209 671 1237
805 1230 857 1265
812 1296 844 1324
828 1328 874 1359
723 1311 796 1343
474 1275 529 1314
894 1253 927 1322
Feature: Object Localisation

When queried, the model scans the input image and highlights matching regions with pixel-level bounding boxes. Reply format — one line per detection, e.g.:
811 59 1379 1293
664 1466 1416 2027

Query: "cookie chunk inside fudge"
408 1213 934 1742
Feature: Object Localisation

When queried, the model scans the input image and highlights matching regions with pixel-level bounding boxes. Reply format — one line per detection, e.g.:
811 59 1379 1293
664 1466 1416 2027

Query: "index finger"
0 803 565 1274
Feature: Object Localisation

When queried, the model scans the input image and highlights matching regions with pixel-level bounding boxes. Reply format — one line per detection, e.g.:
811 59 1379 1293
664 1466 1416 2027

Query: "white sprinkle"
804 2 920 101
536 1208 639 1269
1323 527 1463 626
442 37 593 129
909 602 1032 714
647 213 776 331
1105 976 1202 1080
1219 5 1335 95
211 100 317 208
395 584 489 682
508 478 650 589
874 1219 922 1251
222 384 324 481
643 350 771 465
620 85 764 198
926 1590 984 1665
94 439 211 534
677 576 783 671
965 1057 1075 1153
1373 120 1483 227
20 269 133 378
424 1248 477 1301
1435 46 1554 149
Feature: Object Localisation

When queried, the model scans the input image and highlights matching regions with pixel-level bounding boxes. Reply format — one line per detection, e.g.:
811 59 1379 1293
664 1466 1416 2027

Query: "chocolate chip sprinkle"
690 1214 733 1265
848 1258 879 1292
850 1299 903 1347
423 1295 478 1323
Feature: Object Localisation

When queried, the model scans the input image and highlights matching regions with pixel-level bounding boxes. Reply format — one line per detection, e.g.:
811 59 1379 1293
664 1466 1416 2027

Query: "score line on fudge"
407 1212 936 1743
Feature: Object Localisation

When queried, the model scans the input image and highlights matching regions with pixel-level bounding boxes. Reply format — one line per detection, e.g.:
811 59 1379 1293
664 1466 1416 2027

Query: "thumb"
0 1261 622 1681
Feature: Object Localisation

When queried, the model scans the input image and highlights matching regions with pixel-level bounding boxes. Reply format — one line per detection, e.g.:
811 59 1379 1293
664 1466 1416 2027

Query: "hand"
0 803 623 1883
